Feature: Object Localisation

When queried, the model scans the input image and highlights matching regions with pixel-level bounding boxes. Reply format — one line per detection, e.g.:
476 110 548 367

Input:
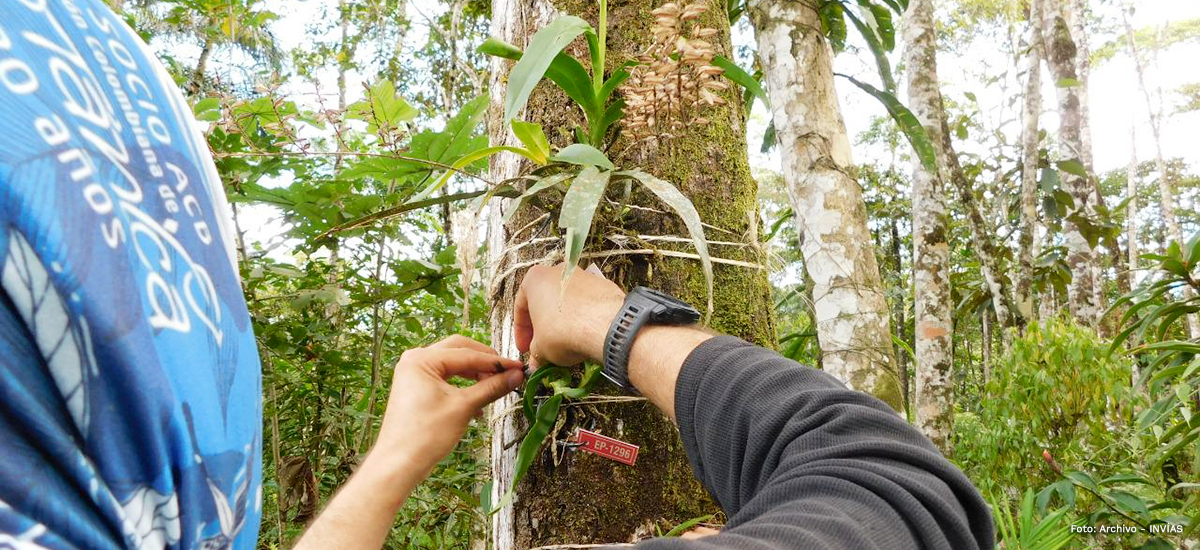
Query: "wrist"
574 292 625 362
359 446 425 509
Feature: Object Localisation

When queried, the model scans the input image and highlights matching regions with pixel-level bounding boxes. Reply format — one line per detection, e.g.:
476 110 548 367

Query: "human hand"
367 335 525 478
513 263 626 368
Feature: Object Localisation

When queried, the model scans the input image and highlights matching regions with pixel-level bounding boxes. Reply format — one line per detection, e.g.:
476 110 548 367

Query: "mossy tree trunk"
1015 0 1044 325
484 0 776 547
901 0 953 453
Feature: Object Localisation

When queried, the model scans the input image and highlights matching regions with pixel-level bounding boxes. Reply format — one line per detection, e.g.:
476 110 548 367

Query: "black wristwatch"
601 286 701 393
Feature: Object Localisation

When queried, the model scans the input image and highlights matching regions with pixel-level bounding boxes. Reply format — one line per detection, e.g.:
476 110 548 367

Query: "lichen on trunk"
484 0 776 546
901 0 953 453
1044 3 1100 327
748 0 903 411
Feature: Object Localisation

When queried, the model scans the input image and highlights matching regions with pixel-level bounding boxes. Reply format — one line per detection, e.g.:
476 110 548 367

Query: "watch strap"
601 289 663 394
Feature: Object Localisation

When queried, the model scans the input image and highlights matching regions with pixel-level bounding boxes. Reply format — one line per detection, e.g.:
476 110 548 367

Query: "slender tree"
1126 125 1139 289
748 0 903 411
901 0 953 452
1015 0 1045 324
1043 0 1100 327
1121 3 1198 336
485 0 776 547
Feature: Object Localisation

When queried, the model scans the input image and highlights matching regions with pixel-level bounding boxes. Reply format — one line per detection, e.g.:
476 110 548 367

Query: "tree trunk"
749 0 903 411
889 219 910 412
1121 3 1198 337
1126 125 1140 289
486 0 776 546
940 127 1014 331
1044 1 1099 327
1015 0 1044 325
901 0 953 452
190 36 213 95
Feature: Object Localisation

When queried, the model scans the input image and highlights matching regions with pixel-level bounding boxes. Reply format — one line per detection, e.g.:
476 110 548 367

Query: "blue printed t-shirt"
0 1 262 549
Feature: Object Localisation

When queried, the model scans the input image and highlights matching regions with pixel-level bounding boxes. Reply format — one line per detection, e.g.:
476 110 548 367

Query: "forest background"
107 0 1199 547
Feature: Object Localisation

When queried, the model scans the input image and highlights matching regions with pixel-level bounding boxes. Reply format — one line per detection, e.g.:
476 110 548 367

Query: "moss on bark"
492 0 776 545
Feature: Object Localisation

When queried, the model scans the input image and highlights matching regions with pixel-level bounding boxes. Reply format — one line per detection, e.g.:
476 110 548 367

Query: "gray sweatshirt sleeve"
636 336 994 550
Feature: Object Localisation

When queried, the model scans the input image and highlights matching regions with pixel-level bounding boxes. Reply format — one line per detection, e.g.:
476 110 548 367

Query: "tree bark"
888 219 910 412
1126 125 1139 289
749 0 903 411
901 0 953 453
1015 0 1044 325
190 36 213 95
1121 3 1198 336
1044 0 1100 327
486 0 776 547
940 127 1015 331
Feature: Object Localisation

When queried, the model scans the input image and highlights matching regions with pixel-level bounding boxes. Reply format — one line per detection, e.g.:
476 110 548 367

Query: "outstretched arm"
292 336 525 550
514 264 993 549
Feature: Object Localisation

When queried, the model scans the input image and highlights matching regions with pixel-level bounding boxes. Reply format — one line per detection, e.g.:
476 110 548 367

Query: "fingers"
681 527 720 540
513 278 534 355
526 338 544 369
461 369 525 410
428 334 499 356
405 348 523 379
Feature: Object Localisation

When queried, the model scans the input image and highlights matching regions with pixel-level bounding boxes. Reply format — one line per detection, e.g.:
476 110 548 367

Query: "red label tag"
576 428 639 466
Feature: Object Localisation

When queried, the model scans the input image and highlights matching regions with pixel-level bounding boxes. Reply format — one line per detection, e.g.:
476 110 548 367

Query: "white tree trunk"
1120 2 1199 337
1126 125 1139 288
749 0 903 411
901 0 953 452
485 2 555 548
1016 0 1045 324
1044 0 1100 327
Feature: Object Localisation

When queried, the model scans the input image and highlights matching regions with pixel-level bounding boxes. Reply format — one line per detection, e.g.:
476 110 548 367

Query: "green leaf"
490 393 564 514
522 366 570 421
512 121 551 164
1065 471 1101 493
876 0 905 15
409 145 542 203
597 62 636 104
1039 166 1061 193
505 15 593 121
478 36 523 59
1056 77 1082 88
194 97 220 121
366 79 418 127
546 53 602 120
1184 231 1200 265
504 172 574 222
662 514 715 537
559 166 611 284
843 8 896 91
1056 159 1088 177
818 1 848 52
479 480 494 515
711 55 770 108
479 36 599 120
558 361 604 398
427 95 490 163
842 75 937 172
761 119 777 153
856 0 895 51
551 143 615 169
1110 490 1151 520
619 170 714 319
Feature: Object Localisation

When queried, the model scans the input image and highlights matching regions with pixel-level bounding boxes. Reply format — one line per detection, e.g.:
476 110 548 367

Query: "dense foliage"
109 0 1200 547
